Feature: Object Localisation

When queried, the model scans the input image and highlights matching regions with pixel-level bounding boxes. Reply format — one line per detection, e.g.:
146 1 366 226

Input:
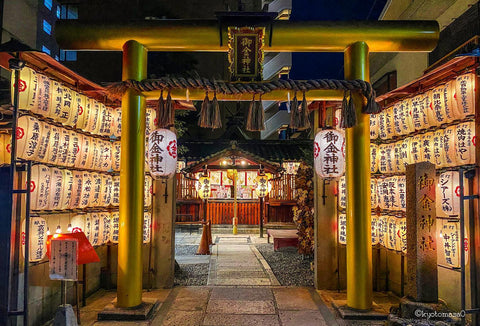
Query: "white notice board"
49 239 78 281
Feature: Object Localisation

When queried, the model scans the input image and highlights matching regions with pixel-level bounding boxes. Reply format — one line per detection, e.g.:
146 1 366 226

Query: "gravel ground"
174 244 209 286
174 263 209 286
256 243 314 287
175 244 198 256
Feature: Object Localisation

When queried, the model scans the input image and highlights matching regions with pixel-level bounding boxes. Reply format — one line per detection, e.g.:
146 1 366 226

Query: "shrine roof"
180 139 311 164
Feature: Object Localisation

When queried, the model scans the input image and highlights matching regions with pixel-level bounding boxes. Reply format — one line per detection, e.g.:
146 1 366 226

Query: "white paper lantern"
88 138 100 170
147 129 178 179
79 172 93 208
86 99 101 134
377 178 389 210
56 128 71 166
12 66 38 111
110 212 120 244
99 212 111 245
429 86 450 125
144 141 150 173
338 213 346 245
30 165 51 210
410 135 422 164
76 134 92 169
398 175 407 212
35 122 51 163
422 91 439 127
76 94 91 131
112 176 120 206
112 108 122 138
432 130 446 168
98 104 113 136
16 115 41 161
392 141 404 173
378 144 388 174
66 91 81 127
371 215 379 246
334 108 342 130
70 214 86 234
339 176 346 209
438 171 460 217
370 114 378 139
84 213 93 243
397 218 407 254
60 169 73 210
370 144 379 173
440 220 460 267
144 175 153 206
420 132 434 164
455 121 475 165
387 176 400 210
58 86 74 125
90 173 102 207
384 107 395 139
69 171 83 209
378 110 387 140
99 140 112 172
397 99 415 135
411 95 429 130
443 126 457 167
90 213 100 246
314 129 345 178
387 216 398 250
49 81 63 121
400 137 412 169
47 167 63 210
444 80 458 121
99 174 113 207
34 74 51 117
3 134 11 165
143 212 152 244
378 216 388 247
454 73 475 119
21 216 47 262
392 102 403 135
371 178 377 209
112 141 121 171
66 130 79 167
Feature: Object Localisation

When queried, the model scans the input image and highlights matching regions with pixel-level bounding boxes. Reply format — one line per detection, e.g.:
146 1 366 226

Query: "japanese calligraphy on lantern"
110 212 119 244
21 216 47 262
387 216 398 250
398 218 407 253
143 212 151 244
314 129 345 178
339 176 346 209
255 174 271 198
371 215 379 245
438 171 460 216
370 113 378 139
455 121 475 165
370 144 379 173
228 27 264 81
338 214 346 245
147 129 177 179
439 220 460 267
454 73 475 119
378 216 388 247
197 175 211 199
49 239 78 281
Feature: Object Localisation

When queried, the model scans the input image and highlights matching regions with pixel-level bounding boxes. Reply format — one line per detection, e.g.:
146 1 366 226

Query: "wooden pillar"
152 177 176 288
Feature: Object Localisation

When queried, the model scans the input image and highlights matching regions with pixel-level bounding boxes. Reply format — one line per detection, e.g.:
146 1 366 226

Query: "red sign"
46 232 100 265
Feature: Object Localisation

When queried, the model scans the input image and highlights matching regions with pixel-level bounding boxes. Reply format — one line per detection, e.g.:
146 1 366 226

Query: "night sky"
289 0 388 80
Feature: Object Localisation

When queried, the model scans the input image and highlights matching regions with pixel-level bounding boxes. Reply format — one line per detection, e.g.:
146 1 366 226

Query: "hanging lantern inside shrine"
147 129 177 179
455 121 475 165
86 99 101 134
255 173 271 198
420 132 434 164
398 175 407 212
68 171 83 209
439 220 460 267
59 169 73 210
21 216 47 262
432 130 446 168
76 94 91 131
443 80 458 121
338 213 346 245
99 212 111 245
454 73 476 119
378 216 388 247
438 171 460 217
112 176 120 206
371 178 378 209
339 176 346 209
397 218 407 253
378 110 387 139
100 174 113 207
387 216 398 250
410 134 422 164
90 212 100 246
70 214 86 234
30 164 51 210
112 141 121 171
79 172 93 208
98 105 113 136
197 175 211 199
90 173 102 207
429 86 450 125
411 95 429 131
112 108 122 138
144 175 153 206
314 129 345 178
384 107 394 139
145 108 156 137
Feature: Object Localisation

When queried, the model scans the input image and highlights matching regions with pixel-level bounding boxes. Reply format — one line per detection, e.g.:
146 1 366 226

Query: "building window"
44 0 52 10
60 5 78 19
56 6 61 19
43 20 52 35
59 50 77 62
42 46 51 55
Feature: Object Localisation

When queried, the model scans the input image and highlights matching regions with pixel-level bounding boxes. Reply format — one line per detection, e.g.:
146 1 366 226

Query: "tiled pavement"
75 232 390 325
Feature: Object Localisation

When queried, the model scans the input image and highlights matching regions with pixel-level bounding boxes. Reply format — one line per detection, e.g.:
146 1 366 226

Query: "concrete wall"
2 0 38 47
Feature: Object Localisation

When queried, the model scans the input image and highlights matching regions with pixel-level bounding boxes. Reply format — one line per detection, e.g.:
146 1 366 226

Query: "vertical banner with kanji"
228 27 264 81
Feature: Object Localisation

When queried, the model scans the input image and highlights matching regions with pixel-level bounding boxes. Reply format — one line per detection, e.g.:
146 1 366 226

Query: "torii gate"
55 19 438 311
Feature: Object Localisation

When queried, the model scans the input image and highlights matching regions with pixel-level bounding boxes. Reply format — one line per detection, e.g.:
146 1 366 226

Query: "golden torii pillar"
56 19 438 310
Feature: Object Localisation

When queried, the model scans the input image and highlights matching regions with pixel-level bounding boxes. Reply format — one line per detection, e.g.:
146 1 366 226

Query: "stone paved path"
207 235 279 286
